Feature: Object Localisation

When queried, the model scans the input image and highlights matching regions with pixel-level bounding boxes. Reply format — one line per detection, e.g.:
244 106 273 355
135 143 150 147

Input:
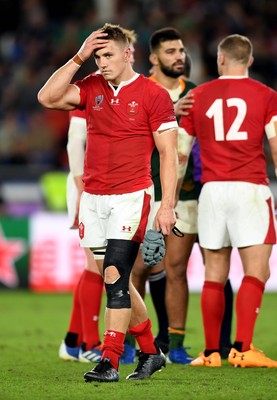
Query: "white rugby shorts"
198 181 277 249
79 186 155 249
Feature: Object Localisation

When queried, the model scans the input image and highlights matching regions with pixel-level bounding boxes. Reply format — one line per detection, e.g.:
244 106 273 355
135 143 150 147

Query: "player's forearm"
73 175 84 194
37 59 81 110
155 153 178 235
159 150 178 210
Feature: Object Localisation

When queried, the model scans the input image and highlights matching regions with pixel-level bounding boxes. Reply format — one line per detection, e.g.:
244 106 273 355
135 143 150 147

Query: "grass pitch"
1 290 277 399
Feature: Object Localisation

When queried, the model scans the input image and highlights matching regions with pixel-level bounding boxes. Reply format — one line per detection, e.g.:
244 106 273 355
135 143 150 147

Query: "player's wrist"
72 53 84 67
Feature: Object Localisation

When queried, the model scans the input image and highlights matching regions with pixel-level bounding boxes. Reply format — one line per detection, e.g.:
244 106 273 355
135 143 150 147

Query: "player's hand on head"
77 30 109 62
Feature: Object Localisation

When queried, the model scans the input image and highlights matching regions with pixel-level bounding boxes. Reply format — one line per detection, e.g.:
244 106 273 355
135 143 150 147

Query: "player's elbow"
37 87 61 109
37 88 52 109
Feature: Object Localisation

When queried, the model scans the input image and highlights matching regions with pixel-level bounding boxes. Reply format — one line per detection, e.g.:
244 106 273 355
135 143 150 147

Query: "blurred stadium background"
0 0 277 291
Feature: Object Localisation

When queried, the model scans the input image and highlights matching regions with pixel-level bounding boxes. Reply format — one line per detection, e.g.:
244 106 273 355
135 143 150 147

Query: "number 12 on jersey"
206 98 248 141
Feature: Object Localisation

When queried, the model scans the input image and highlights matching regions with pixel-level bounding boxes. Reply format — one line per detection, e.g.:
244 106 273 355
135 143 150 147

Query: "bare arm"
37 30 109 110
153 128 178 235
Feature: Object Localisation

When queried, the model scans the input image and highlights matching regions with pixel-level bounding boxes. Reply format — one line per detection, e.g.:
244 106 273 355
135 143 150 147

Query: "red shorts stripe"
264 198 277 244
132 191 151 243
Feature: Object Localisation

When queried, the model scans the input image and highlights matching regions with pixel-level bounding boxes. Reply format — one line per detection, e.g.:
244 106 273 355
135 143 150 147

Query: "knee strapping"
103 239 140 309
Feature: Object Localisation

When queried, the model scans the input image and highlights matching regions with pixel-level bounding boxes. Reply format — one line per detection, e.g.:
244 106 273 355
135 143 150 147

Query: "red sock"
235 275 265 352
201 281 225 351
102 330 125 370
68 272 84 346
128 318 157 354
79 270 104 350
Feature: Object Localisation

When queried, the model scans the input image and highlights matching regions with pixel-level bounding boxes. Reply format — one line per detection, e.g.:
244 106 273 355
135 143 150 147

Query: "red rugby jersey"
180 76 277 185
69 109 86 120
75 73 177 194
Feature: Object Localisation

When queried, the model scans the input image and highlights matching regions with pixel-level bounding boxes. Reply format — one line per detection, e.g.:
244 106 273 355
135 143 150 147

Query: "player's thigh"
175 200 198 234
84 247 102 274
165 231 196 270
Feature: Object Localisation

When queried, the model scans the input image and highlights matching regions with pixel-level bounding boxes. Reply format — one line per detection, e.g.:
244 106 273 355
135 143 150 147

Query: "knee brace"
103 239 140 309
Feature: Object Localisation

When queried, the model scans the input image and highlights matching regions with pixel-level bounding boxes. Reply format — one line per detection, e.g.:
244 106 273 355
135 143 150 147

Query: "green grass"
1 290 277 399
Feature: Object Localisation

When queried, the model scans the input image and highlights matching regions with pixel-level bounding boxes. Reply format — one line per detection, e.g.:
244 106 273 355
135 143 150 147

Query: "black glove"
142 229 165 267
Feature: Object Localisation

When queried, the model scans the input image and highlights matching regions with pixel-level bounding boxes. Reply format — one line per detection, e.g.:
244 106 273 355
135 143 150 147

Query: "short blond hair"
100 23 129 46
218 34 253 65
122 28 137 45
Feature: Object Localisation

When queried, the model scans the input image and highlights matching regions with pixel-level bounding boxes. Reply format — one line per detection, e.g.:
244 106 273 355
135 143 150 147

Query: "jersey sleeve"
179 110 196 137
73 74 97 110
148 83 178 132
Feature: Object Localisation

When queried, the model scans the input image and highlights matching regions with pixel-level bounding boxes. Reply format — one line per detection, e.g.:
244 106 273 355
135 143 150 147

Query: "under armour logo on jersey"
111 98 120 105
122 226 132 232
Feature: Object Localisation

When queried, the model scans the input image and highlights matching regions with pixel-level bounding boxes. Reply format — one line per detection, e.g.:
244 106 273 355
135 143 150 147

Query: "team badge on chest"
127 101 139 115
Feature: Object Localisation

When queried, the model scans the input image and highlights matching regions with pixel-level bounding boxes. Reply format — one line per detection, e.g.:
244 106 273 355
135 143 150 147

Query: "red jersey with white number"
180 76 277 185
75 73 177 194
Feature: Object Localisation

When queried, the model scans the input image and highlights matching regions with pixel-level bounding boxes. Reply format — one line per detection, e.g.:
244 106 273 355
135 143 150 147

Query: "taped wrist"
142 229 165 267
72 53 84 66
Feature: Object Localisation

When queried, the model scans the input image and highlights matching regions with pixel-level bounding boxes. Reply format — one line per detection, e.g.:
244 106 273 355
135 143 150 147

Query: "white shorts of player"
79 185 155 249
198 181 277 249
153 199 198 234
